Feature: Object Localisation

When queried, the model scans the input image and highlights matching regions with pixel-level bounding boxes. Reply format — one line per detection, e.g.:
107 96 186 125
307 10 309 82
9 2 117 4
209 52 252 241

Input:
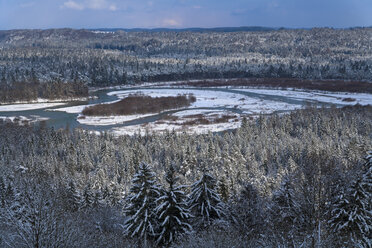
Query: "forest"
0 105 371 247
0 81 88 103
0 28 372 86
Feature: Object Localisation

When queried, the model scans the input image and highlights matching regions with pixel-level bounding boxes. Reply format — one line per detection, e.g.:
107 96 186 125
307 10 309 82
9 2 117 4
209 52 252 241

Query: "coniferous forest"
0 105 371 247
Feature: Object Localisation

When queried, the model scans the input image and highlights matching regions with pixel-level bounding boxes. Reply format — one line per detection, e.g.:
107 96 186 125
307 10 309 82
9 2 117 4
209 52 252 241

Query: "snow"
111 118 242 136
0 115 49 124
0 102 67 112
235 89 372 106
49 104 89 114
0 97 89 105
49 99 120 114
173 109 229 117
107 88 302 114
77 113 155 126
104 88 305 136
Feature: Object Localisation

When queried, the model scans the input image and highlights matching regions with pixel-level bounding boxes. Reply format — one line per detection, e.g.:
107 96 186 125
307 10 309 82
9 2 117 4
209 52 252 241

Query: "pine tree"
123 162 160 244
155 165 192 246
0 177 5 207
232 183 263 238
329 153 372 247
270 176 301 241
188 173 225 227
81 184 94 209
92 189 105 208
66 181 81 212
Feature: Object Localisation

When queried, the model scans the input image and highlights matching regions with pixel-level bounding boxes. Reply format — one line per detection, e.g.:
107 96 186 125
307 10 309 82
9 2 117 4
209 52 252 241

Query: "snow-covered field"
0 115 49 124
0 97 89 105
235 89 372 106
112 117 242 136
77 113 155 126
49 104 89 114
0 102 66 112
107 89 302 114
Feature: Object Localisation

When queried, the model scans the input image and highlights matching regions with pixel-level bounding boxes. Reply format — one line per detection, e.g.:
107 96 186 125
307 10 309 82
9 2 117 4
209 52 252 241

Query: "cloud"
61 0 117 11
192 5 201 9
162 19 181 27
20 2 35 8
62 1 84 10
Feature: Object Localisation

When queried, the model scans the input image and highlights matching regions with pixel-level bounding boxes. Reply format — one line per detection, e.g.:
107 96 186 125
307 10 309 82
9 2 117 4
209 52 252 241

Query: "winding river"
0 86 345 132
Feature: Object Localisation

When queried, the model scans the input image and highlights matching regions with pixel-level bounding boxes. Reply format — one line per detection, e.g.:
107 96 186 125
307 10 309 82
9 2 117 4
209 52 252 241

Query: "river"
0 86 349 132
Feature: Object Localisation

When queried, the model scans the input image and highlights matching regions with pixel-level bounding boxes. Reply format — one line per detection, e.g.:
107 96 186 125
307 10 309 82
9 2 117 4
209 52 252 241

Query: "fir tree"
270 176 301 241
81 184 94 209
155 165 192 246
0 177 5 207
123 162 160 244
92 190 105 208
232 183 263 238
66 181 81 212
188 172 225 227
329 153 372 247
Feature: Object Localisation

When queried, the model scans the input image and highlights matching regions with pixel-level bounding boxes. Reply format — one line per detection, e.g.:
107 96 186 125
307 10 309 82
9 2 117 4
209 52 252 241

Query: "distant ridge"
89 26 278 33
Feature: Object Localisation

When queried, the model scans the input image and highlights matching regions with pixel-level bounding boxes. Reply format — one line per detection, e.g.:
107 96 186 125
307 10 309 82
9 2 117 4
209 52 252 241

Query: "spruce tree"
0 177 5 208
270 176 301 241
123 162 160 244
92 189 105 208
188 172 225 227
329 152 372 247
81 184 94 209
66 181 81 212
155 165 192 246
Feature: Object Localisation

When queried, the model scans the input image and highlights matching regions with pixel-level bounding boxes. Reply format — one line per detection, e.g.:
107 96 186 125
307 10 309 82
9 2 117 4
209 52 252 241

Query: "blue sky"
0 0 371 30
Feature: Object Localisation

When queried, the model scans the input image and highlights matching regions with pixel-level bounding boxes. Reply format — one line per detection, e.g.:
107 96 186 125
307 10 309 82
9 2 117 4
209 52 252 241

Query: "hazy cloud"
162 19 181 27
20 2 36 8
61 0 117 11
62 1 84 10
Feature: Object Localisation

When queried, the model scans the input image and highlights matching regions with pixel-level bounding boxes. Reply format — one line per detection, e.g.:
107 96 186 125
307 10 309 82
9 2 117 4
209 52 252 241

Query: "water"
0 87 338 131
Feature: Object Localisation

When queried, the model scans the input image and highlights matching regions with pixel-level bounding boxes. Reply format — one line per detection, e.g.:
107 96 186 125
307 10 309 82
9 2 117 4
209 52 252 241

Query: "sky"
0 0 371 30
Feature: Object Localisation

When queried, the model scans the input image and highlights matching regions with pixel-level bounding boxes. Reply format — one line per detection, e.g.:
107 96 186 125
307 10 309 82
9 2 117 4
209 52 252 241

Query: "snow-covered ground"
77 113 155 126
0 115 49 124
235 89 372 106
49 104 89 114
0 102 67 112
110 109 242 136
107 89 302 114
111 117 242 136
0 97 89 105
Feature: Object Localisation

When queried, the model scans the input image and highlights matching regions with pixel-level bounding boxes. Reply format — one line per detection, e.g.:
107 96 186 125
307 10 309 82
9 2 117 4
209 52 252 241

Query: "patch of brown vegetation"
182 114 237 126
342 97 356 102
82 94 196 116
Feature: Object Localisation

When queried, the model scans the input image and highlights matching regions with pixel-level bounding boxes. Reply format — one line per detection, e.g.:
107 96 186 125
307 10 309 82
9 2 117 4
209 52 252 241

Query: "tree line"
0 81 88 103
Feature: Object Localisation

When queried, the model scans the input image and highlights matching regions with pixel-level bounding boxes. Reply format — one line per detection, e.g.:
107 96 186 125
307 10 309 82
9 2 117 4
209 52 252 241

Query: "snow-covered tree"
123 162 160 244
270 176 301 242
92 189 105 208
231 183 264 238
155 165 192 245
329 153 372 247
81 184 94 209
188 172 225 227
66 181 81 212
0 177 5 207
